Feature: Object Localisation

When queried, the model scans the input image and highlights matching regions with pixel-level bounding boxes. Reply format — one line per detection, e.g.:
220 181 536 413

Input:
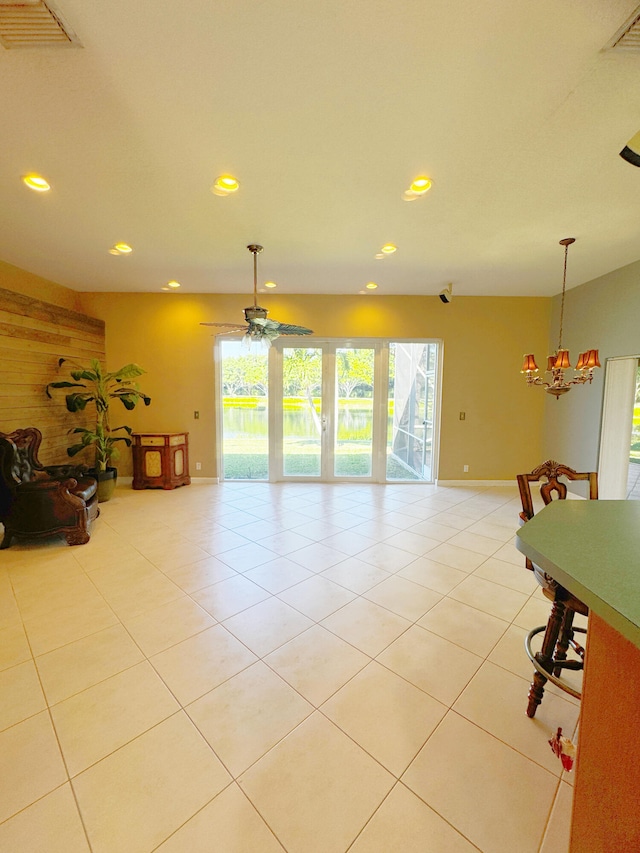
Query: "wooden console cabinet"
132 432 191 490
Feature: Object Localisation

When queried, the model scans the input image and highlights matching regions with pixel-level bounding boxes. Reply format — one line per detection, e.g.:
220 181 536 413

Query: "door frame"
269 338 383 483
215 335 442 484
598 355 639 498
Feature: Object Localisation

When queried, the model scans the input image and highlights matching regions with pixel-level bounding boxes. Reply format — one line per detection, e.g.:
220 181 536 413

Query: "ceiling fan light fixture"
366 282 378 289
200 244 313 345
380 243 397 254
264 281 277 288
167 280 181 289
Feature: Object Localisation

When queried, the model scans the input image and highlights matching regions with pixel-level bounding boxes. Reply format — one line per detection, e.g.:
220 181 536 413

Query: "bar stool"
517 460 598 718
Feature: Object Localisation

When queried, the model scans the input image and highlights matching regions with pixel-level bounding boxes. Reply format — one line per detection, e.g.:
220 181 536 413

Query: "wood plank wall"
0 287 105 465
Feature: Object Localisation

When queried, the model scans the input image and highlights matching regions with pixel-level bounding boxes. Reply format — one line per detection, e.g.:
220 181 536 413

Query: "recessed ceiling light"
374 253 385 259
402 190 420 202
111 242 133 254
211 174 240 196
264 281 277 288
366 282 378 290
22 174 50 192
161 286 171 291
167 280 181 289
410 176 432 194
380 243 397 254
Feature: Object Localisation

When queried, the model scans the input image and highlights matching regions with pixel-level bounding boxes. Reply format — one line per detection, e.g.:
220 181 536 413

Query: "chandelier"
521 238 600 398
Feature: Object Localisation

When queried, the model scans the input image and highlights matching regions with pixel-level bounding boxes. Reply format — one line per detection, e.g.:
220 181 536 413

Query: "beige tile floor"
0 481 581 852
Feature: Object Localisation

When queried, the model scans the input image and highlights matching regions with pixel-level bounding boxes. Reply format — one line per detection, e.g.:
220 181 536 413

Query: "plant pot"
89 467 118 503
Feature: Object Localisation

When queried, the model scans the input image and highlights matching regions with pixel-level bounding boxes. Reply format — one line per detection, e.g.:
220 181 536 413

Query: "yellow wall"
80 291 550 480
0 260 87 313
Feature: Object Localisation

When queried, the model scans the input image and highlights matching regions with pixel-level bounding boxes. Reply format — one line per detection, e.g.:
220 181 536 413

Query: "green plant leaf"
65 393 93 412
66 443 87 457
46 381 89 400
110 435 133 446
70 369 98 382
111 363 146 380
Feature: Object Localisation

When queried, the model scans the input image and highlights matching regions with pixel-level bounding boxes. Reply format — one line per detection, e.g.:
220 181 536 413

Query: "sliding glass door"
387 342 438 481
218 338 440 482
272 343 377 480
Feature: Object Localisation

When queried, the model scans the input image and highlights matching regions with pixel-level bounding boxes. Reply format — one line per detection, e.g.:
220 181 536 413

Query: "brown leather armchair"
0 428 99 549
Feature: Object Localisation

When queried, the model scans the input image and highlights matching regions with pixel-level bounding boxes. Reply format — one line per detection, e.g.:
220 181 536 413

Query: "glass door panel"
628 362 640 499
334 347 375 477
387 342 438 481
220 340 269 480
282 347 323 477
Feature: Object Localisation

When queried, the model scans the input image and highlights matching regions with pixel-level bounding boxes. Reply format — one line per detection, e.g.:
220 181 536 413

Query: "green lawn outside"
221 396 417 479
223 454 419 479
631 405 640 462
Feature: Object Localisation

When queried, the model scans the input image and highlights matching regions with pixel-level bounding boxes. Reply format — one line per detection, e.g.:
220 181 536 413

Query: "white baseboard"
436 479 516 487
116 476 220 486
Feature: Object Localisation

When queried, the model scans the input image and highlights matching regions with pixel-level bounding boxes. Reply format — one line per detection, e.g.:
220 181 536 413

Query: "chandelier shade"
521 238 600 399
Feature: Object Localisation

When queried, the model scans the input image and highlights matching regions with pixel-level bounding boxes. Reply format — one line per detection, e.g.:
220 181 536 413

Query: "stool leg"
527 598 566 718
553 608 575 677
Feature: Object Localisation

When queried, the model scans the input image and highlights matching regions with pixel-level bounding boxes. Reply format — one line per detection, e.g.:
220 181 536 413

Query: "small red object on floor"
549 727 576 772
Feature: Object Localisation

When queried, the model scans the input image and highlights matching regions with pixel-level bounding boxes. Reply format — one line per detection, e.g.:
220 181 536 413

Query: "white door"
271 341 379 481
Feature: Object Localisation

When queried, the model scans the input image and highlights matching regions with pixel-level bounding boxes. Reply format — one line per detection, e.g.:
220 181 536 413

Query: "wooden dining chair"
517 459 598 717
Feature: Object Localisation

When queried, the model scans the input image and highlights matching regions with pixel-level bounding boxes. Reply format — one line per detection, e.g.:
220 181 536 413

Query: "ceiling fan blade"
200 322 248 331
269 320 314 335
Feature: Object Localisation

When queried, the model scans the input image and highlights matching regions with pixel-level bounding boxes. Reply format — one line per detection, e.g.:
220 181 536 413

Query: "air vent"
607 6 640 52
0 0 81 49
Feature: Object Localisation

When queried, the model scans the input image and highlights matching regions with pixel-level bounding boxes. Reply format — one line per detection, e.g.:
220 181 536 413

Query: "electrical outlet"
459 411 465 420
195 462 202 470
194 411 200 419
463 464 469 472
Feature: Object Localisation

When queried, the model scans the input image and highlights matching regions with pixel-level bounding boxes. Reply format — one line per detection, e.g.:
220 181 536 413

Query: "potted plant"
46 358 151 501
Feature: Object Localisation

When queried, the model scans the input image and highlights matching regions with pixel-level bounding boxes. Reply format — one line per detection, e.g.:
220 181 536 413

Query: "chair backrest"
518 459 598 523
0 428 45 498
517 460 598 573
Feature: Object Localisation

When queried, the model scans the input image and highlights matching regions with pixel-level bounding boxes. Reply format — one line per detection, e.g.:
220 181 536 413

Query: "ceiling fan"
201 244 313 347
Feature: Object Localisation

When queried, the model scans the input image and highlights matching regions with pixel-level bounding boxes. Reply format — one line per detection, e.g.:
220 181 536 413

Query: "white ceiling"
1 0 639 297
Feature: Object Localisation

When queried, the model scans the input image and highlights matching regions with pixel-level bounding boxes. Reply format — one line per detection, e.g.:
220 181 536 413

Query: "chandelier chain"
557 241 568 351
